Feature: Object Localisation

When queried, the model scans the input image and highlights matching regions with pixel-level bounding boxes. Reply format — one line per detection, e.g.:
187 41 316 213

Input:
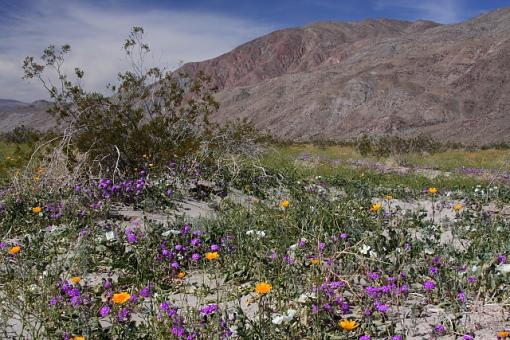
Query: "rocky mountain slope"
0 99 54 133
179 7 510 144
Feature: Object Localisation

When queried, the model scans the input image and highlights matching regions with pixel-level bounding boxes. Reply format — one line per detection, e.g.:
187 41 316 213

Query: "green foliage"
22 27 258 176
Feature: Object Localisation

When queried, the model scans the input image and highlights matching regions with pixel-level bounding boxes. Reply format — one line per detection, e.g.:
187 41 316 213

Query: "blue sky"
1 0 508 101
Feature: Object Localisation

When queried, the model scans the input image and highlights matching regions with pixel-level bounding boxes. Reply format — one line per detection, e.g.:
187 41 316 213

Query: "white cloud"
374 0 469 24
0 1 274 102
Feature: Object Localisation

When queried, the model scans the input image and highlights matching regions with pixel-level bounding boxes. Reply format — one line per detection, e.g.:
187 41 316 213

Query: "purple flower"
392 337 402 340
200 304 218 315
463 334 475 340
434 324 445 334
172 326 185 337
423 280 436 291
311 304 319 314
175 244 184 251
498 255 507 264
367 272 380 281
103 280 112 289
457 291 466 303
99 305 110 317
429 266 439 276
191 253 201 261
191 238 201 247
467 276 477 284
374 301 389 313
181 224 191 234
118 308 129 322
340 233 348 239
139 286 151 298
360 336 371 340
432 256 441 265
49 297 57 306
270 250 278 261
210 244 220 252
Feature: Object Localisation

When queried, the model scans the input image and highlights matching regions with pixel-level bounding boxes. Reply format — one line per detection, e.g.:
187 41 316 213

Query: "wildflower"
191 253 201 261
139 286 152 298
71 337 85 340
280 200 289 208
429 266 439 276
423 280 436 291
205 252 219 260
434 325 445 334
370 203 382 212
200 303 219 315
467 276 477 284
255 282 272 294
360 336 371 340
384 195 393 201
392 337 402 340
99 305 110 317
118 308 129 322
70 277 81 284
8 245 21 255
497 331 509 339
463 334 474 340
457 291 466 303
311 258 320 265
374 301 389 313
453 203 463 212
498 255 507 264
112 292 131 304
177 271 186 279
428 187 438 194
339 319 359 331
32 206 42 214
210 244 220 252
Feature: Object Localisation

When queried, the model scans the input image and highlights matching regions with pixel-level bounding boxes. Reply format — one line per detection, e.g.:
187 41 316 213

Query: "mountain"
0 99 54 133
178 7 510 144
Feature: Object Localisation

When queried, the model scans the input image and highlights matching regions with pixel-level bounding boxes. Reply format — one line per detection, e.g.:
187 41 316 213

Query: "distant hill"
0 99 54 133
178 7 510 144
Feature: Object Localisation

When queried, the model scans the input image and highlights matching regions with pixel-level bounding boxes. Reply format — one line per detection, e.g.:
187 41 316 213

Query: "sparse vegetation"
1 28 510 340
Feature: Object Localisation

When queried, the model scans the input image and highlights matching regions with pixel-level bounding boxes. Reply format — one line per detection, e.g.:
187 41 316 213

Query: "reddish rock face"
178 8 510 144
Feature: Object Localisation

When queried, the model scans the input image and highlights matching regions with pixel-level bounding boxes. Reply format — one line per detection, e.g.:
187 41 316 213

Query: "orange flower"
70 276 81 284
498 330 509 339
32 206 42 214
255 282 272 294
112 292 131 304
339 319 359 331
310 258 320 265
8 245 21 255
177 271 186 279
280 200 289 208
428 187 438 194
71 337 85 340
453 203 463 212
370 203 382 212
205 252 219 261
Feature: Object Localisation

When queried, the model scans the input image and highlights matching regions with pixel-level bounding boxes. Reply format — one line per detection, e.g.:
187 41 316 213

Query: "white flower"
359 244 371 255
297 293 315 303
105 231 115 241
471 265 478 272
272 308 297 324
496 264 510 274
162 229 180 237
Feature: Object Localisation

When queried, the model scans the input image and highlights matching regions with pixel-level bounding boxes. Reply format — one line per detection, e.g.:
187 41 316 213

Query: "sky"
0 0 508 102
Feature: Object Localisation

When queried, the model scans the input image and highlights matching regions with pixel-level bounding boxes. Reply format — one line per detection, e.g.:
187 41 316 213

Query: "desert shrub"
22 27 260 179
